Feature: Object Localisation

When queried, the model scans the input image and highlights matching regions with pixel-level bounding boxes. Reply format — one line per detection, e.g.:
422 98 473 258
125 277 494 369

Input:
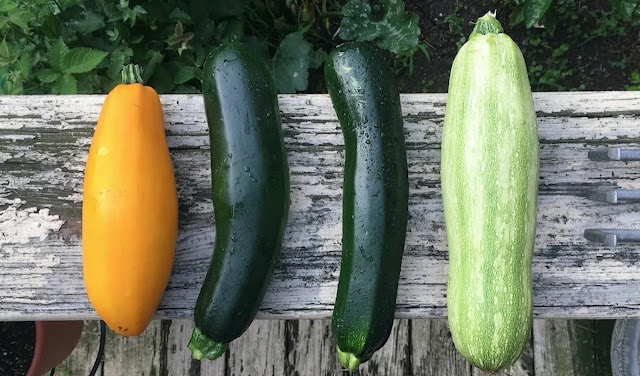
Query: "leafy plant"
0 0 423 95
512 0 639 91
38 39 108 94
627 71 640 90
339 0 421 55
444 3 466 50
610 0 638 19
507 0 639 30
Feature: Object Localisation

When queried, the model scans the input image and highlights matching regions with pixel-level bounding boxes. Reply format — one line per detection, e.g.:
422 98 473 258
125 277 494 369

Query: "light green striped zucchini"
441 12 539 372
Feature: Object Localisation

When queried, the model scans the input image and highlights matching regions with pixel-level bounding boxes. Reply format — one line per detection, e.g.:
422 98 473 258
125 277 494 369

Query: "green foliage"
516 0 640 91
444 3 466 50
508 0 638 28
0 0 422 95
272 32 311 94
627 72 640 90
610 0 638 19
339 0 421 55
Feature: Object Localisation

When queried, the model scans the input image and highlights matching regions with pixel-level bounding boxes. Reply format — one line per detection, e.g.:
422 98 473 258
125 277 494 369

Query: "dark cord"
88 321 106 376
49 367 55 376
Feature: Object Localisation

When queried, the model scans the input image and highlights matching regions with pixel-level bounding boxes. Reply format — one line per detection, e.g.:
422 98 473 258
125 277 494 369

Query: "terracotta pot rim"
26 321 84 376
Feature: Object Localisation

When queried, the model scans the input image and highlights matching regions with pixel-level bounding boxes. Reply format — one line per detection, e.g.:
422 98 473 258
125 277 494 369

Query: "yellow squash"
82 65 178 336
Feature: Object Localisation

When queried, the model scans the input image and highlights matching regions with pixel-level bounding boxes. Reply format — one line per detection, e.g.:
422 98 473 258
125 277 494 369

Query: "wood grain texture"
1 92 639 320
102 320 161 376
56 318 611 376
533 319 614 376
284 319 343 376
411 319 472 376
164 320 201 376
226 320 287 376
55 320 102 376
353 320 411 376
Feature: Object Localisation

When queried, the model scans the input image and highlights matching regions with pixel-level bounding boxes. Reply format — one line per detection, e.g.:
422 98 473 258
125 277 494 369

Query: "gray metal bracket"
584 229 640 247
588 148 640 161
587 190 640 204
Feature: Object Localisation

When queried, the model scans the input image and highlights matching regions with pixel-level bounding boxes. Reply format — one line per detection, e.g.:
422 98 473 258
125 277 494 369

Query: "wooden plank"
472 338 534 376
55 320 103 376
354 319 411 376
409 318 534 376
102 320 162 376
164 320 202 376
225 320 286 376
533 319 614 376
284 319 343 375
411 319 471 376
0 93 639 320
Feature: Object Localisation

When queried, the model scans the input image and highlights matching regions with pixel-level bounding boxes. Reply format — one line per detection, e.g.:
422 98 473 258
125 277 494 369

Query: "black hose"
88 321 106 376
49 367 55 376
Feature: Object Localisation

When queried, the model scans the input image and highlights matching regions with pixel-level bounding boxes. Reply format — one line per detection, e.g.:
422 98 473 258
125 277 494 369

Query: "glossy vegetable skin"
83 65 178 337
188 43 290 360
441 13 539 372
325 42 409 371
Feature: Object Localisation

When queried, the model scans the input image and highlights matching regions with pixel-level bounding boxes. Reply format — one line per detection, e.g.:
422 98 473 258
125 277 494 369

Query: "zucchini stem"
337 346 361 371
121 64 144 85
188 327 228 360
470 11 504 38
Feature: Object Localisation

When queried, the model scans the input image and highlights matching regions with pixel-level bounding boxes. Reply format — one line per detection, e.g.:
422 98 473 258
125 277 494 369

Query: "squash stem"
121 64 144 85
337 345 361 371
470 11 504 37
188 327 228 360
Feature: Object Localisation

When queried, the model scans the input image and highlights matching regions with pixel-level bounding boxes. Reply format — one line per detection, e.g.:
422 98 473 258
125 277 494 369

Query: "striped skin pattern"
441 14 539 372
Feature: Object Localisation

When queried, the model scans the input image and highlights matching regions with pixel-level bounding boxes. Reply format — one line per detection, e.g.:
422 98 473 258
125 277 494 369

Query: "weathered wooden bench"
0 92 639 375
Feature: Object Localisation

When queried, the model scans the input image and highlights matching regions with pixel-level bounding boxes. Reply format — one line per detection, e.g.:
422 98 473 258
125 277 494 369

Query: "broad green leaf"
509 5 525 26
37 68 61 83
610 0 637 19
339 0 420 55
169 8 192 23
107 50 126 79
272 32 311 94
542 7 558 34
0 39 10 65
48 39 69 72
68 10 104 33
8 9 31 32
62 48 108 74
309 49 327 70
132 5 147 15
76 73 98 94
143 50 164 82
17 54 30 78
216 19 244 44
148 65 175 94
0 0 18 12
41 14 61 38
243 36 269 60
55 73 77 94
173 65 199 85
524 0 552 28
0 38 21 65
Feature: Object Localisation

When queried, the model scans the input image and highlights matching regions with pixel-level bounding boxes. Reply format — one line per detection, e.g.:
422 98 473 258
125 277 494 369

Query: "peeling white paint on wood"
0 93 639 320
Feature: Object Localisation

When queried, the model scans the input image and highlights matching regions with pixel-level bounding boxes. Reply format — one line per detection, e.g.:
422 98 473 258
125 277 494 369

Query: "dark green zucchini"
325 43 409 371
188 42 290 360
